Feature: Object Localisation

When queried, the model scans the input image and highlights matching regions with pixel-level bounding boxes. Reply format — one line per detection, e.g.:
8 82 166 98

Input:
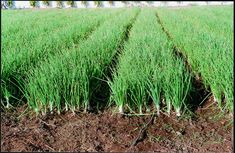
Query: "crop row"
169 6 233 41
157 6 233 113
2 9 88 54
2 9 122 107
24 9 139 114
2 7 232 116
109 9 191 116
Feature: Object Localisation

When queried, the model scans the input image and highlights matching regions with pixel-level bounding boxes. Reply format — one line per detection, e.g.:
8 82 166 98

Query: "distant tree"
94 1 102 7
146 1 154 6
30 1 37 8
6 0 13 7
1 1 7 9
122 1 128 4
176 1 181 6
133 1 141 7
177 1 182 6
205 1 209 5
147 1 153 4
56 1 63 8
221 1 227 5
122 1 129 7
42 0 50 6
81 1 88 7
5 0 13 8
67 1 75 7
108 1 114 6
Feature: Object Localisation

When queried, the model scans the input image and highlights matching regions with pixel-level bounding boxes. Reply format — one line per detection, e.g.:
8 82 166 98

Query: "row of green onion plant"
24 8 140 115
2 9 121 108
157 6 233 114
109 9 192 116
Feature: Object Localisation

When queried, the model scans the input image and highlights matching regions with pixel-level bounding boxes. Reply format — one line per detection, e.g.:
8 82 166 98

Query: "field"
1 6 233 152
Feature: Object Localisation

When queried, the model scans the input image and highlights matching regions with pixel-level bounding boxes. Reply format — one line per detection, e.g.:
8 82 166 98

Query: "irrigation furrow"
110 10 140 72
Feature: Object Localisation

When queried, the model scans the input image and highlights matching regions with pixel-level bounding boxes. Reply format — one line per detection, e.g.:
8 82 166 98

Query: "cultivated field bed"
1 6 233 152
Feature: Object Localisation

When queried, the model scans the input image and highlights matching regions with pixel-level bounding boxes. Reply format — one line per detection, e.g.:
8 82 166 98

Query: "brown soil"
1 98 233 152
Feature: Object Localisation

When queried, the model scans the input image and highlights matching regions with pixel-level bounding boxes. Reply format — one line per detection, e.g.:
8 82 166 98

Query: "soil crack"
127 114 155 151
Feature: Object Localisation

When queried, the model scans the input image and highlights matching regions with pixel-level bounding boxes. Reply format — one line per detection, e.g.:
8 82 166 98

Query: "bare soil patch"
1 98 233 152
